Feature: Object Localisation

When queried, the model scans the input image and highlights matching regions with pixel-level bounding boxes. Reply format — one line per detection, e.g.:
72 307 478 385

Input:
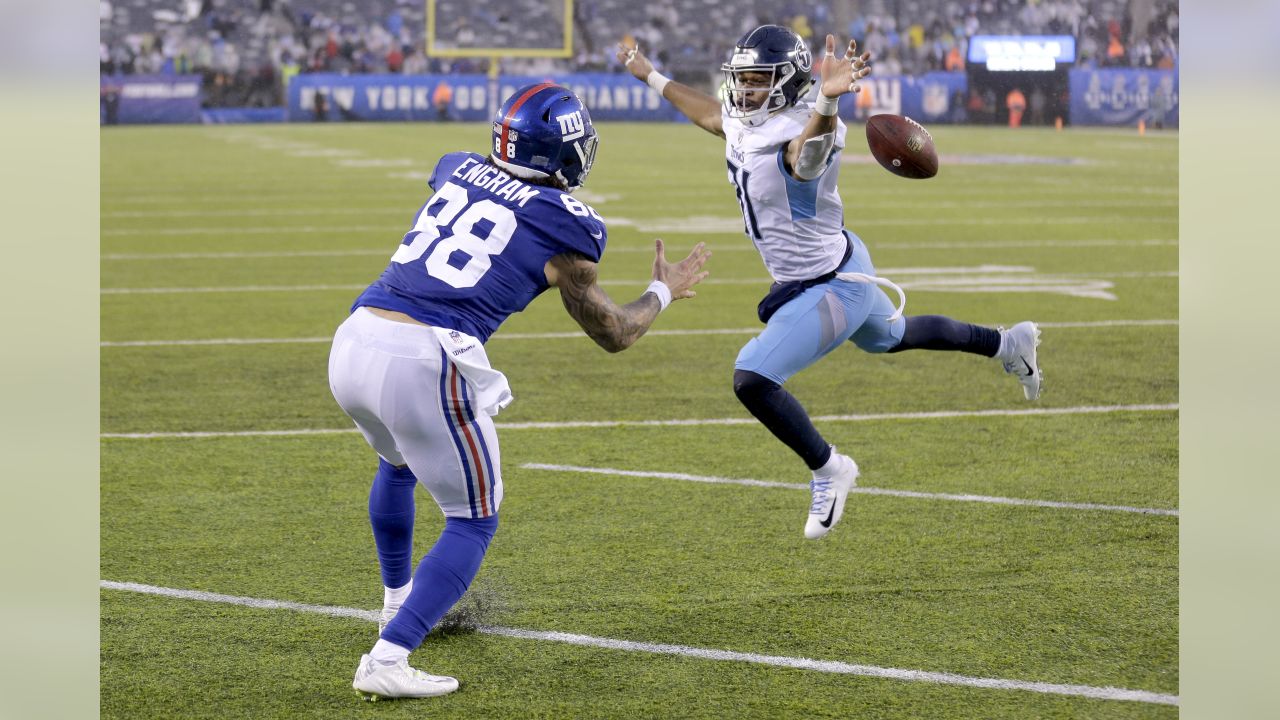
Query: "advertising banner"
837 73 968 124
288 73 488 121
288 73 680 122
100 74 202 125
1069 68 1179 127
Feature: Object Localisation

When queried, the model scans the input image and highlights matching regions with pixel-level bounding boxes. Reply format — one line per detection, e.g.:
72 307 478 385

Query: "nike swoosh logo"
819 501 836 528
1021 358 1034 376
589 229 603 239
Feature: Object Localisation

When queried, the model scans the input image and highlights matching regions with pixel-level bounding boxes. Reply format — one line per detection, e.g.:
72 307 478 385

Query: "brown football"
865 114 939 179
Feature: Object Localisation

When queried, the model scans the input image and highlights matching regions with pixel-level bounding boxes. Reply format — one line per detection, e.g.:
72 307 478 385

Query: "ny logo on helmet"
556 111 585 141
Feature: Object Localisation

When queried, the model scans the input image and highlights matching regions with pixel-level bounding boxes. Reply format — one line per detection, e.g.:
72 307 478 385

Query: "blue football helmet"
491 83 598 191
721 25 815 127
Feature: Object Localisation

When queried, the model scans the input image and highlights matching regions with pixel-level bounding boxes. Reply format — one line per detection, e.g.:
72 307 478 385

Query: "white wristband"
645 280 672 311
646 70 671 96
814 93 839 117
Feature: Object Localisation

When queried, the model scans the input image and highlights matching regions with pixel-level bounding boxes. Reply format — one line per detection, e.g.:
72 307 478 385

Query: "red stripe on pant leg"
499 83 557 163
449 364 490 518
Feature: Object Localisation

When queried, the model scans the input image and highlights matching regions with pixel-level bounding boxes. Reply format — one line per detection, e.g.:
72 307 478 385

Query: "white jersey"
723 102 849 283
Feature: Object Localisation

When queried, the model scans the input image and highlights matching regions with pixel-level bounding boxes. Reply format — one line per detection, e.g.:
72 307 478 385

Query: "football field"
101 121 1178 718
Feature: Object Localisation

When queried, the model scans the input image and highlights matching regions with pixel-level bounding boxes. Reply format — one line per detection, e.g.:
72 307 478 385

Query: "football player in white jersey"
619 26 1041 540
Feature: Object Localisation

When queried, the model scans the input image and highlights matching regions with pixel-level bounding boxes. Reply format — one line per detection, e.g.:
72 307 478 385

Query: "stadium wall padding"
99 74 203 125
1068 68 1180 127
100 70 1178 127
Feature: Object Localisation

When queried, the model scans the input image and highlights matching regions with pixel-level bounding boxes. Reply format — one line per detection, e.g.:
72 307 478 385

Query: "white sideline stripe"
495 405 1178 430
102 428 359 439
519 463 1179 516
99 273 1176 295
100 239 1178 261
101 225 401 236
841 216 1177 227
101 216 1176 237
99 404 1178 439
99 580 1177 706
100 201 1174 218
102 207 407 219
104 249 393 261
98 319 1178 347
875 239 1177 250
102 284 368 295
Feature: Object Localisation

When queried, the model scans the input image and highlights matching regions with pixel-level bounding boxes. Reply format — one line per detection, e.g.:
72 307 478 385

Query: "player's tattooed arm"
546 240 711 353
550 254 659 353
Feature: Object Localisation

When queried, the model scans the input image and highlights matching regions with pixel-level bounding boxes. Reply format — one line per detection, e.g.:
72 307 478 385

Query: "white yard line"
1037 319 1177 328
874 239 1177 249
103 207 407 219
104 249 392 261
843 216 1177 227
101 239 1178 261
100 201 1173 219
101 284 368 295
494 405 1178 431
99 404 1178 439
99 319 1177 348
1063 271 1178 279
101 225 401 237
98 272 1175 295
519 463 1178 516
99 580 1177 706
101 216 1174 237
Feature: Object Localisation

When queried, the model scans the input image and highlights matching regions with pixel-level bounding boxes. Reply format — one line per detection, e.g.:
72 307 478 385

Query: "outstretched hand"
616 41 654 82
652 239 711 301
818 34 872 99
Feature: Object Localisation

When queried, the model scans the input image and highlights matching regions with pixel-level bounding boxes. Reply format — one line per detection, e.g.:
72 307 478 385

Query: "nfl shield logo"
449 330 463 344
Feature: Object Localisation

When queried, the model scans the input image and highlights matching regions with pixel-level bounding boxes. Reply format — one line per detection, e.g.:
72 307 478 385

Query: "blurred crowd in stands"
100 0 1178 108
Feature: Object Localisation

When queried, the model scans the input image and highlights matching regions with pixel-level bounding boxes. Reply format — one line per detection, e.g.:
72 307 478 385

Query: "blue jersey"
353 151 607 342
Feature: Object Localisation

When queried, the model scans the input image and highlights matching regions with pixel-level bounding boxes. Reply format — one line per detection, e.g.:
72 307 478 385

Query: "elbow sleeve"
794 131 836 181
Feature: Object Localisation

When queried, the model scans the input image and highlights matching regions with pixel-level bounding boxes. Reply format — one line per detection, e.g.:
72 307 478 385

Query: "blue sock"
369 459 418 589
733 369 832 470
381 514 499 650
887 315 1001 357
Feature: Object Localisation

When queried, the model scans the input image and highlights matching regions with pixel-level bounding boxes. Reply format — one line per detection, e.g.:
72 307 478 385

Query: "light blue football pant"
735 233 906 385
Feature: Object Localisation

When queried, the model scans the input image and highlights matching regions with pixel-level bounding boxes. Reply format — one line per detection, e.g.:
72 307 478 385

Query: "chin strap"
835 272 906 323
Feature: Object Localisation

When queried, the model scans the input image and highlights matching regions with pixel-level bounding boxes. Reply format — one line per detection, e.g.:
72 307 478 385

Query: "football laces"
904 116 932 140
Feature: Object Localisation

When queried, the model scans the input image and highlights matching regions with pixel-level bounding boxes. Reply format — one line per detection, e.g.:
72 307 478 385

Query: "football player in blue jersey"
329 83 710 700
618 27 1041 540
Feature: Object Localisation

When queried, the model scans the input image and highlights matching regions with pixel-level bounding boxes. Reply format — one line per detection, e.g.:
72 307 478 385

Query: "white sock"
370 639 411 665
813 448 843 477
384 580 412 609
996 328 1012 362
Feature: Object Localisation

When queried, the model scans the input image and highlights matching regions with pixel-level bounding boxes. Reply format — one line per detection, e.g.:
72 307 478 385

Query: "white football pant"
329 308 503 519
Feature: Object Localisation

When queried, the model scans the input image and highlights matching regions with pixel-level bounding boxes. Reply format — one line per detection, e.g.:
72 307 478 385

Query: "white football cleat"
1001 321 1042 400
804 453 858 540
352 654 459 700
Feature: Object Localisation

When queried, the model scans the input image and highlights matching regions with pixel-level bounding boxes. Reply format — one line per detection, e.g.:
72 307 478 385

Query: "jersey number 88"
391 182 516 288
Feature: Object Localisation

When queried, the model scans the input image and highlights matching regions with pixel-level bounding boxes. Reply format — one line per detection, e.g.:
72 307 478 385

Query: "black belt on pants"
755 235 855 324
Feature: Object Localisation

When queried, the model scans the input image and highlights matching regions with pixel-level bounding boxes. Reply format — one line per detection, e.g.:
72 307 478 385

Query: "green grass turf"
101 121 1177 717
101 593 1174 720
100 322 1177 433
102 430 1175 715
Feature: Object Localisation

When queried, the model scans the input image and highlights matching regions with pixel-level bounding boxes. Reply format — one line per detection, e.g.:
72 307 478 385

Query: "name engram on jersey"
354 151 607 342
